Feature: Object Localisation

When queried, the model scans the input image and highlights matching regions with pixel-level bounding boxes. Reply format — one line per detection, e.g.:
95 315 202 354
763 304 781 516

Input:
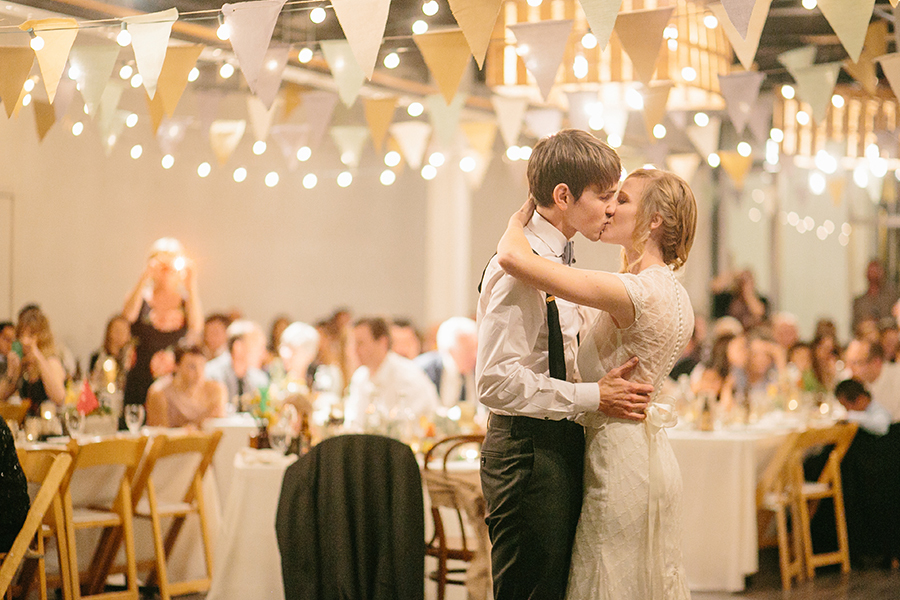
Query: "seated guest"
276 322 320 414
0 416 29 553
692 333 739 407
345 317 439 431
264 314 291 369
205 320 269 410
89 314 133 392
835 379 891 436
390 318 423 360
670 312 706 380
771 312 800 352
0 321 14 378
146 344 226 428
202 313 231 359
844 338 900 422
414 317 477 407
738 333 786 396
804 333 840 392
0 307 66 416
880 326 899 363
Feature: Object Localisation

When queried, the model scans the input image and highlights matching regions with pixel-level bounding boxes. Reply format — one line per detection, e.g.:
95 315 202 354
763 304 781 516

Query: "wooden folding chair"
790 422 858 579
422 435 484 600
62 435 148 600
0 452 72 599
129 430 222 600
0 400 31 427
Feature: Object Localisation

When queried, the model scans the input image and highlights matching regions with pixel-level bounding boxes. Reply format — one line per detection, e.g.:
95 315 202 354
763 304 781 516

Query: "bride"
497 167 697 599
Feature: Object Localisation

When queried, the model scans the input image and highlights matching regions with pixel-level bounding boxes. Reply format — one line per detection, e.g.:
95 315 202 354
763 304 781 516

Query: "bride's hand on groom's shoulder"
596 357 654 421
509 199 535 228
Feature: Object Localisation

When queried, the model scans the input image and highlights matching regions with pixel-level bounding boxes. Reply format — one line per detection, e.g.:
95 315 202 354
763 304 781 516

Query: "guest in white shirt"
835 378 892 436
345 317 439 431
414 316 477 407
844 338 900 422
205 319 269 410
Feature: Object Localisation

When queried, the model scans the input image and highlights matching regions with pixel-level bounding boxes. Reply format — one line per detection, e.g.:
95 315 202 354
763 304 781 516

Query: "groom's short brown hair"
527 129 621 208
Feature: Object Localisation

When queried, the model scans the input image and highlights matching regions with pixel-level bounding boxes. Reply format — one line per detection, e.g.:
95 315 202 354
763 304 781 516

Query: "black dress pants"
480 414 585 600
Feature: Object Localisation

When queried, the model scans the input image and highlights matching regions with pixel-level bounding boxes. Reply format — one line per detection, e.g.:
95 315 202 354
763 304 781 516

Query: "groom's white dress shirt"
476 211 599 419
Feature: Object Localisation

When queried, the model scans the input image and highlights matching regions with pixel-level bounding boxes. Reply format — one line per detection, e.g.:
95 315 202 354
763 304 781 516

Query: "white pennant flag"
567 90 601 132
254 44 290 109
19 18 78 104
99 110 128 156
792 62 842 123
96 80 124 138
209 119 246 165
666 153 701 184
389 121 432 169
320 40 366 107
686 116 721 158
816 0 876 63
297 90 338 150
508 20 574 101
222 0 286 96
718 71 765 134
602 107 628 142
247 95 281 142
427 93 466 147
719 0 756 39
578 0 624 52
68 42 121 117
123 7 179 100
492 94 529 148
876 53 900 100
747 93 774 142
777 45 817 79
157 116 192 156
52 78 76 120
525 108 563 139
709 0 772 70
330 0 391 79
330 125 369 168
270 123 309 170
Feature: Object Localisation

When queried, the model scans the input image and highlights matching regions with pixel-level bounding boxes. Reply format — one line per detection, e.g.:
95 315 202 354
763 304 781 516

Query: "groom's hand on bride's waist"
596 357 652 421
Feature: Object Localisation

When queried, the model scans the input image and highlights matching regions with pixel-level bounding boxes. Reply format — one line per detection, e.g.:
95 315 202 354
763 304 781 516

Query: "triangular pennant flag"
363 96 397 152
777 45 817 79
77 379 99 415
33 100 56 141
330 125 369 168
827 176 846 207
461 120 497 157
492 94 528 148
222 0 286 96
567 90 601 132
156 44 204 118
123 7 178 100
389 120 432 169
254 44 289 109
146 91 166 134
686 116 721 157
68 42 120 117
666 153 701 184
298 90 338 149
246 95 280 141
330 0 391 79
427 93 466 147
748 93 774 142
719 0 756 40
463 152 491 190
718 71 765 134
509 20 574 101
844 21 888 95
320 39 366 107
719 150 753 189
98 111 126 156
816 0 876 63
643 142 669 168
0 47 34 118
877 53 900 100
642 82 673 139
892 0 899 7
413 29 472 105
602 107 628 142
52 78 76 120
447 0 503 69
709 0 773 70
281 82 305 120
669 111 687 130
578 0 624 52
19 19 78 103
96 80 124 139
524 107 563 139
270 123 309 169
614 7 674 85
792 62 842 123
157 116 192 156
209 119 246 165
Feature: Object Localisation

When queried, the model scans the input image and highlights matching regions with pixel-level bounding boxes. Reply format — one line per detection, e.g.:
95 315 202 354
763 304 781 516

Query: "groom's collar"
528 210 569 258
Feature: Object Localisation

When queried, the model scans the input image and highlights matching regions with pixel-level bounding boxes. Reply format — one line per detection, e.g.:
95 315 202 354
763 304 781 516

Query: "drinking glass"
65 410 84 438
125 404 145 434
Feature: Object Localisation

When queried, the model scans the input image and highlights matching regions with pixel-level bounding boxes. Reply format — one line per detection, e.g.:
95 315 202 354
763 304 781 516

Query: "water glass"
124 404 145 434
64 410 84 438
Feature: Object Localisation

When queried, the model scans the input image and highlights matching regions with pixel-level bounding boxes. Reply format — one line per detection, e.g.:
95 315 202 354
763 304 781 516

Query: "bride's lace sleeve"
614 272 646 330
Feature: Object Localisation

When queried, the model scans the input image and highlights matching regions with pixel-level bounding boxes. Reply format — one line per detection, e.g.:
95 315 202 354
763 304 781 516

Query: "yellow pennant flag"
146 91 166 134
719 151 753 190
19 19 78 104
827 177 846 207
0 47 34 118
209 119 246 166
641 82 673 139
363 96 397 152
156 44 204 118
447 0 503 69
614 7 675 84
461 120 497 157
32 99 56 141
414 29 472 105
281 82 308 121
843 21 887 95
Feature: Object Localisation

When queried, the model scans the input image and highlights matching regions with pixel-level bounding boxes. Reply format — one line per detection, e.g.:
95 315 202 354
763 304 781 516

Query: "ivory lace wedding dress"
566 264 693 600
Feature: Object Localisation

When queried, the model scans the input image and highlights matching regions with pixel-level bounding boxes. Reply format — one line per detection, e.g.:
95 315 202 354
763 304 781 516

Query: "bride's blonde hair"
620 169 697 274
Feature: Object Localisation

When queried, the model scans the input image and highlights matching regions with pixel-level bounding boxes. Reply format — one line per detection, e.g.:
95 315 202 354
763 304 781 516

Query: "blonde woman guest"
0 307 66 416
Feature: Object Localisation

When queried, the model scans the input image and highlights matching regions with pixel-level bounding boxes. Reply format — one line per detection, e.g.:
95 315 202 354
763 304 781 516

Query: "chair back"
789 423 858 488
131 430 222 508
1 401 31 426
756 431 801 508
423 435 484 474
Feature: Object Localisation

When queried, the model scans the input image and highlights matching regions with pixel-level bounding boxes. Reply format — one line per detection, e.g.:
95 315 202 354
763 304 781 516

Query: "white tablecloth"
204 414 258 502
668 427 790 592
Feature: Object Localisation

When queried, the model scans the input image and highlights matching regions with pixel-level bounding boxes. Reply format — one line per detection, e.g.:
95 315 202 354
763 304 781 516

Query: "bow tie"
561 241 575 266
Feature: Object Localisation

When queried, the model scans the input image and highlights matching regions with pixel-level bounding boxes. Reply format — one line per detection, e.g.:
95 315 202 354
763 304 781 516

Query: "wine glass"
124 404 145 435
65 410 84 439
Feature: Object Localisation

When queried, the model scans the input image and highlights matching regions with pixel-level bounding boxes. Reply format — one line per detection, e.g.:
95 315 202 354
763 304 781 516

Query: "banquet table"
203 414 258 501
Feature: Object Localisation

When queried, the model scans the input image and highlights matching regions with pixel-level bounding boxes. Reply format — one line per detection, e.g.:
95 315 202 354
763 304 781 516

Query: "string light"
384 151 401 167
28 29 44 51
383 52 400 69
125 113 138 128
253 141 267 155
708 153 720 167
119 65 133 80
581 33 597 49
233 167 247 182
422 1 439 16
188 67 200 82
298 48 313 63
737 142 752 157
216 14 230 40
219 63 235 79
130 73 143 88
380 170 396 185
781 85 795 99
653 124 667 139
161 154 174 169
412 20 428 34
23 79 34 93
694 112 709 127
265 172 279 187
310 7 326 24
296 146 312 161
459 156 476 172
130 145 143 159
337 171 353 187
116 22 131 47
197 162 211 177
303 173 317 189
421 165 437 180
72 122 83 136
428 152 445 167
407 102 424 117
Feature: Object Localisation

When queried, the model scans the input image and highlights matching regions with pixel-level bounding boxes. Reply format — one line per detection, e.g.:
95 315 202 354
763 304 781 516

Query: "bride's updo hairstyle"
623 168 697 273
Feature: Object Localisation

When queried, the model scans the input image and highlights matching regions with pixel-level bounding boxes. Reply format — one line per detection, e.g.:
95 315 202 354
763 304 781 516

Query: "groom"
476 129 653 600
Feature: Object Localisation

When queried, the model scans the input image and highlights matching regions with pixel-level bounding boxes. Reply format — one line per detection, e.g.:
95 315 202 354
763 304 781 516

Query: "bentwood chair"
0 401 30 427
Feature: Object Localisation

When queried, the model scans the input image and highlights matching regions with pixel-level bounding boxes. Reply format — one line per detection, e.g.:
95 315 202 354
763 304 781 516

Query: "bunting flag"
270 123 308 169
892 0 899 7
68 42 120 117
686 116 721 158
194 89 222 137
18 19 78 103
77 379 100 416
877 53 900 100
709 0 772 70
330 0 391 79
253 44 289 109
96 81 124 141
792 62 842 123
363 96 397 151
298 90 338 150
463 152 491 190
222 0 286 96
567 90 601 132
0 47 34 118
601 107 628 143
413 29 472 105
33 100 56 141
718 71 765 134
461 120 497 157
389 120 432 169
155 44 203 118
99 110 127 156
777 45 816 79
666 153 701 184
614 7 674 85
209 119 246 165
146 91 166 134
427 93 465 147
123 8 179 100
844 21 888 95
578 0 624 52
747 92 774 142
815 0 876 63
320 39 366 107
718 0 756 40
509 20 574 101
492 94 528 148
247 95 281 141
330 125 369 168
447 0 503 69
157 117 192 156
524 108 563 139
719 151 753 190
641 82 673 139
643 142 669 168
281 82 306 120
52 78 76 120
